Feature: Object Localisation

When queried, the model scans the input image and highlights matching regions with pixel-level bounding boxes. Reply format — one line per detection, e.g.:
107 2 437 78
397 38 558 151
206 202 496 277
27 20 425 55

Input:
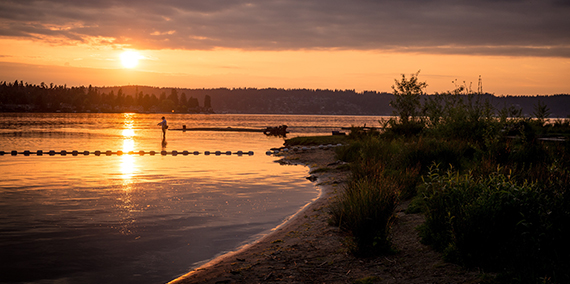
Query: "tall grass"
418 164 570 283
329 73 570 282
329 164 400 256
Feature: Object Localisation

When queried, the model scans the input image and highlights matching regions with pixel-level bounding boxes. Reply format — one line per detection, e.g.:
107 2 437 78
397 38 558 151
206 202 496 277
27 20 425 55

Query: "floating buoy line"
0 150 254 156
2 143 345 157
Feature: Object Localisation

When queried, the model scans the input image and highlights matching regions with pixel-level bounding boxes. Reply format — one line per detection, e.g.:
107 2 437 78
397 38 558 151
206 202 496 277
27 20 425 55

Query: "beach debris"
327 160 346 166
306 175 318 182
332 130 346 135
263 125 288 137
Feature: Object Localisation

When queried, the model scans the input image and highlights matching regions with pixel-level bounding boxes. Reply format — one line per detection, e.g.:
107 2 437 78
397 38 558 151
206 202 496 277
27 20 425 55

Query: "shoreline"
168 149 346 283
168 149 483 283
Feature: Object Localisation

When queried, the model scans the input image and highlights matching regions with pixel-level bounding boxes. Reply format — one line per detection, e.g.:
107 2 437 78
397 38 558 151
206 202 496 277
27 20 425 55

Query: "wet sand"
168 149 483 284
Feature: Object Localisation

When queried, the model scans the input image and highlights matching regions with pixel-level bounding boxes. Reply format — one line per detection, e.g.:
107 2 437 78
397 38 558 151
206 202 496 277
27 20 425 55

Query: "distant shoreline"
3 81 569 117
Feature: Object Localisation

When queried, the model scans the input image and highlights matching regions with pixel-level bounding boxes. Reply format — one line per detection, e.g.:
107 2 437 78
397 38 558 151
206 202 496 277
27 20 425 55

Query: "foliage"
422 90 498 144
532 99 551 126
333 73 570 283
330 165 400 256
390 70 427 125
418 164 570 283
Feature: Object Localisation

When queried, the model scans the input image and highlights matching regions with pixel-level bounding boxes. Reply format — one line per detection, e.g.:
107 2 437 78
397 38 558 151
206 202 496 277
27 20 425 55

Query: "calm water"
0 113 385 284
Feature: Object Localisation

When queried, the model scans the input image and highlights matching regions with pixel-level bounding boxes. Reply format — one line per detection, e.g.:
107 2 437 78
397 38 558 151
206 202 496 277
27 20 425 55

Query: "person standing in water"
158 116 168 139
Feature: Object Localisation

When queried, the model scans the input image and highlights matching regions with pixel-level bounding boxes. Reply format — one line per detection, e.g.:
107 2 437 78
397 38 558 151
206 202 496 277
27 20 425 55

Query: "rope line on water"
2 144 346 156
0 150 254 156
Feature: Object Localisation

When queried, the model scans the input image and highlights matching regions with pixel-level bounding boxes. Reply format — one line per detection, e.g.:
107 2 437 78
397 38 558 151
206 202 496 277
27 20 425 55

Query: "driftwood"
263 125 288 137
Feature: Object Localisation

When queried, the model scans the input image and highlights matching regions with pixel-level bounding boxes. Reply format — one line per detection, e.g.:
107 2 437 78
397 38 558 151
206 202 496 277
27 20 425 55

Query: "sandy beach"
169 148 483 284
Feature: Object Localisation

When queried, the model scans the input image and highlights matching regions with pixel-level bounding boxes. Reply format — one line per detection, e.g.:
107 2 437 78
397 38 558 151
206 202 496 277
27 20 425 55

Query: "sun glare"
120 51 141 68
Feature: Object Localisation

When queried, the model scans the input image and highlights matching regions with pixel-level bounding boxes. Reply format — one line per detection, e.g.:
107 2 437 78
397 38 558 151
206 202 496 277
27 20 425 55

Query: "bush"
419 164 570 283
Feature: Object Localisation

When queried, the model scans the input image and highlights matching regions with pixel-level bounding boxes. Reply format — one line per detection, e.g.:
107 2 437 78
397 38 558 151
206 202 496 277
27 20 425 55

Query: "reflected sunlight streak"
120 113 137 184
120 154 136 182
122 128 135 137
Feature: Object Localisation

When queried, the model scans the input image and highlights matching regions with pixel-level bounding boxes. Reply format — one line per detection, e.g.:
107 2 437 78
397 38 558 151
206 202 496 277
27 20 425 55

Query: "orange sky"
1 1 569 95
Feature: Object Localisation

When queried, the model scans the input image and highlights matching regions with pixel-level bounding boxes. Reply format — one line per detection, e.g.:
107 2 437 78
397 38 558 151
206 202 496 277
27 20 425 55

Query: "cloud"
1 0 569 57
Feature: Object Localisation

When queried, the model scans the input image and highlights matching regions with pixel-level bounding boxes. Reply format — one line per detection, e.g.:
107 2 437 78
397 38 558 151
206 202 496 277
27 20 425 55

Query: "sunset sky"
1 0 569 95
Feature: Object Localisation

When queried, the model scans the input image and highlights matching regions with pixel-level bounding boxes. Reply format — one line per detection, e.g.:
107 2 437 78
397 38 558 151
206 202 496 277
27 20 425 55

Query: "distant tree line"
0 80 213 113
1 80 569 117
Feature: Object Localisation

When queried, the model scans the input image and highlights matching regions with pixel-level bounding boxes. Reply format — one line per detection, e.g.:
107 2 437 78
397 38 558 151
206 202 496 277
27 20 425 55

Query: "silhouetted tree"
168 89 179 106
179 92 188 109
204 94 212 109
391 71 427 124
188 96 199 109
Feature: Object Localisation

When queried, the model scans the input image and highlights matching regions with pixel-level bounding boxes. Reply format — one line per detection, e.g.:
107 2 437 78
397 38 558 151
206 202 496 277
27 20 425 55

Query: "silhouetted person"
158 116 168 139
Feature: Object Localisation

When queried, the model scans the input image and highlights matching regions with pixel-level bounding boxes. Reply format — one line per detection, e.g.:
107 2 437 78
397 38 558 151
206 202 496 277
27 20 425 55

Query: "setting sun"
120 51 141 68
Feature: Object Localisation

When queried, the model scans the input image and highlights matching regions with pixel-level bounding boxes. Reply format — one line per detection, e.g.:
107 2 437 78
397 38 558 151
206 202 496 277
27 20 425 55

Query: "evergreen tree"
168 89 179 106
180 92 188 108
204 94 212 109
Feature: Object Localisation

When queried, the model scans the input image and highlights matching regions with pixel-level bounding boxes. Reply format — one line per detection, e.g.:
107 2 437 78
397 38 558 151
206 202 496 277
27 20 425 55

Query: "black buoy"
0 149 256 157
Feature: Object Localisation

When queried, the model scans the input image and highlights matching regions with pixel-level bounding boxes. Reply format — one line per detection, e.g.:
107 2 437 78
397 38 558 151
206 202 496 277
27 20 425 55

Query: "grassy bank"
287 74 570 283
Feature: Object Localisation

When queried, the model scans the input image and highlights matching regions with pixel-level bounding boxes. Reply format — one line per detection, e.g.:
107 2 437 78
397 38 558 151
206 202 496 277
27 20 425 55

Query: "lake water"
0 113 385 284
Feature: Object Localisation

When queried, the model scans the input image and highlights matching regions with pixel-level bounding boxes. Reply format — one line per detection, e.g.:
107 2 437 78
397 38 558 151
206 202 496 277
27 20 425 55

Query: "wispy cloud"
1 0 569 57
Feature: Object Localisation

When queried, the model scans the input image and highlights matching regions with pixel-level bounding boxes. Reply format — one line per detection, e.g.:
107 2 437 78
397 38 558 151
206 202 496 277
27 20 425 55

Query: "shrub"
419 164 570 283
390 70 427 125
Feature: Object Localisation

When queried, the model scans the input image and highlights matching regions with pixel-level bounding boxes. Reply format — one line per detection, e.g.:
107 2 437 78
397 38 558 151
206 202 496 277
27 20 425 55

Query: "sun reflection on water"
117 113 140 235
122 128 135 138
120 113 137 182
120 154 136 181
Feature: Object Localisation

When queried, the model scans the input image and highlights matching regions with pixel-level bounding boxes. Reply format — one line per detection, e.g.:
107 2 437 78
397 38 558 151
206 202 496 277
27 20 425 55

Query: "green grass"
329 174 400 256
418 165 570 283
